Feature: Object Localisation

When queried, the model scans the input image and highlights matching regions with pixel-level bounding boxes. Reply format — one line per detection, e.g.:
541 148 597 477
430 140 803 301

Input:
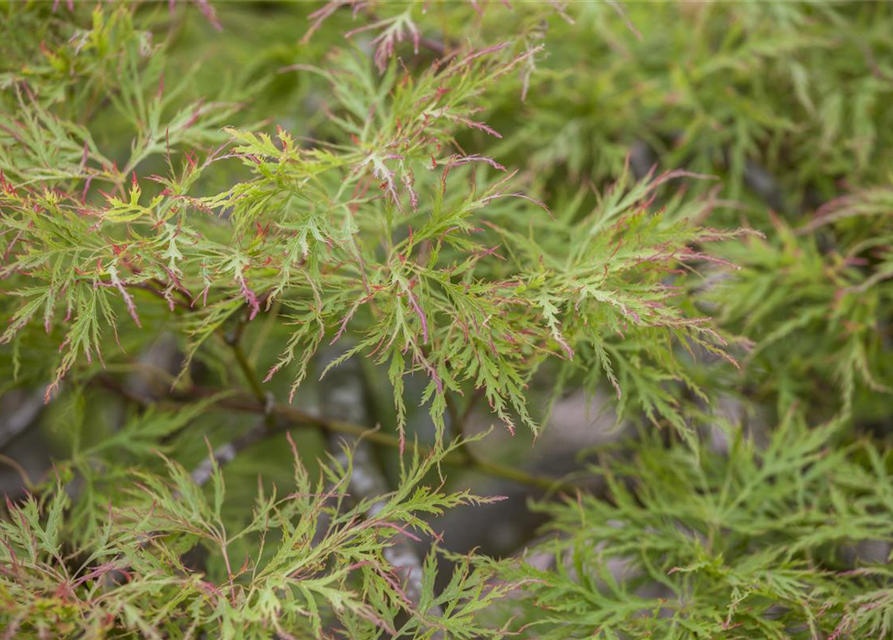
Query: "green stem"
224 324 275 433
229 339 268 406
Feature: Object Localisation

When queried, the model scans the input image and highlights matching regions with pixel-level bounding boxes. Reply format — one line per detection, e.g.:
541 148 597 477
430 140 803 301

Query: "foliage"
1 434 511 638
495 417 893 639
1 1 892 638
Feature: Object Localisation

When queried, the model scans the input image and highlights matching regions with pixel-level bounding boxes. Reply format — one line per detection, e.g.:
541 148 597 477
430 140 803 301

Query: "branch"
96 375 575 493
224 314 276 433
222 392 573 492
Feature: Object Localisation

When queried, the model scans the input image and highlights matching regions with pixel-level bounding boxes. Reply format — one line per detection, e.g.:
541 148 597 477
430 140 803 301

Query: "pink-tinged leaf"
607 0 642 40
373 521 422 542
449 115 503 138
406 289 429 344
196 0 223 31
548 0 576 25
79 140 89 172
331 299 363 345
401 172 419 210
238 275 261 320
107 266 142 328
80 175 93 204
365 155 403 210
301 0 349 44
555 334 574 360
44 381 59 404
483 191 553 218
459 42 510 67
406 345 443 402
449 154 506 171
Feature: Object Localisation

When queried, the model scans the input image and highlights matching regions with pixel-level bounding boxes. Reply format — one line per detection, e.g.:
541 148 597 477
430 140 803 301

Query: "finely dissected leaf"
1 433 507 638
495 417 893 639
3 2 893 639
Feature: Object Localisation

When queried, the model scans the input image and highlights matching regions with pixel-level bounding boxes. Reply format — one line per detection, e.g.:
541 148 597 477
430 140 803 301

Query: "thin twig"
97 377 574 493
0 453 36 492
224 318 275 433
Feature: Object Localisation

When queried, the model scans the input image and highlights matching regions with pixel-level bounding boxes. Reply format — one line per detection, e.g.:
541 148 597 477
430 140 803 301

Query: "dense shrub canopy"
1 1 892 638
